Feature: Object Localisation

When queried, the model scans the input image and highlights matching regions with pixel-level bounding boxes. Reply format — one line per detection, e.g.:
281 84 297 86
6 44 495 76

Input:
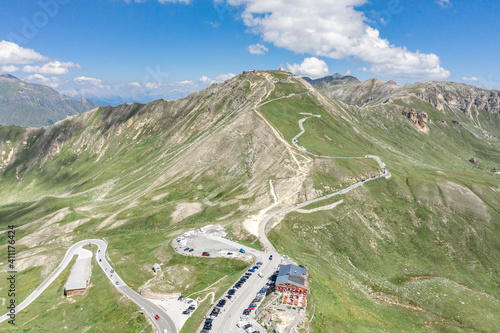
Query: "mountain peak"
0 73 19 80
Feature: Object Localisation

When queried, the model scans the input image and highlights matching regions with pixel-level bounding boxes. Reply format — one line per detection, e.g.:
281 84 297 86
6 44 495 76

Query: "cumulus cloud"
436 0 452 8
287 57 329 79
462 76 479 82
172 80 194 85
0 41 50 65
225 0 450 79
1 65 20 72
145 82 163 89
248 43 268 55
23 61 81 75
198 73 236 84
25 74 64 88
199 76 212 83
129 81 141 87
74 76 104 88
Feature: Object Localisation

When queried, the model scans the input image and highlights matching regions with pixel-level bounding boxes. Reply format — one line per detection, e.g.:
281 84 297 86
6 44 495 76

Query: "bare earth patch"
171 202 203 224
438 181 490 222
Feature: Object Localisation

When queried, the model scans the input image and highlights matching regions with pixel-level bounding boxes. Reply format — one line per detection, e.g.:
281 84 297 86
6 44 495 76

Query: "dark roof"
276 264 308 289
278 264 307 278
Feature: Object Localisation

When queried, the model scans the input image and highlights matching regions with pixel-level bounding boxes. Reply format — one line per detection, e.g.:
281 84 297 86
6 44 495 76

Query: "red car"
155 314 160 320
248 307 255 311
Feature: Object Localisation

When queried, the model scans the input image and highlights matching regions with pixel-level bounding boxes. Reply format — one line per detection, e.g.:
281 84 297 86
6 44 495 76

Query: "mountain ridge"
0 73 99 127
0 70 499 332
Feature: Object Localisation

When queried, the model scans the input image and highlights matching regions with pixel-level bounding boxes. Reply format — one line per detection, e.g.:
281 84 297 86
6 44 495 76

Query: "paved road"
0 239 176 333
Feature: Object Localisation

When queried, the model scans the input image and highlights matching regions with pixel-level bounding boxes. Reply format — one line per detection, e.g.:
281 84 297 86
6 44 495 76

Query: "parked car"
189 248 194 252
202 252 210 257
239 248 245 253
184 247 190 251
188 305 196 310
256 262 263 266
269 255 273 260
227 252 233 255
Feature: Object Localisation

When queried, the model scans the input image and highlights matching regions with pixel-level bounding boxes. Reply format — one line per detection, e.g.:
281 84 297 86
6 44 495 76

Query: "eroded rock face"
402 109 428 133
415 84 500 117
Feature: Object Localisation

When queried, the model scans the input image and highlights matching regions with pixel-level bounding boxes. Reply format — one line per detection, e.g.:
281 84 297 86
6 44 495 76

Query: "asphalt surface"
0 239 177 333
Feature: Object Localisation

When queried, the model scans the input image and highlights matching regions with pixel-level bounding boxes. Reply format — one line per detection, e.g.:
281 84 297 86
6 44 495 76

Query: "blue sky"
0 0 498 104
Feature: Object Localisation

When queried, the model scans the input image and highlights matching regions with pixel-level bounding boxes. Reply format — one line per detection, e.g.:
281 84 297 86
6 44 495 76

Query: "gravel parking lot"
150 297 198 330
172 226 263 260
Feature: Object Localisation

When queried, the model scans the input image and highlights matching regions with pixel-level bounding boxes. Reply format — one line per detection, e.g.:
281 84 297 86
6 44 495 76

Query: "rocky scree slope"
310 76 500 136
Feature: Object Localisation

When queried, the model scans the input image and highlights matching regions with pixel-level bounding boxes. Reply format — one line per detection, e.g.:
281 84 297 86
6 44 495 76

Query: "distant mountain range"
0 73 99 127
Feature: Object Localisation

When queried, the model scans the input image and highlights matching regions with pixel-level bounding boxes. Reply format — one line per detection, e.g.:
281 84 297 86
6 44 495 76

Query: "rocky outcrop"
402 109 428 133
413 83 500 117
318 78 401 106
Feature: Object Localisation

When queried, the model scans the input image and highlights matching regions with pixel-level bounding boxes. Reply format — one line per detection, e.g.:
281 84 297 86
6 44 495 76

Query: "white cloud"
226 0 450 79
172 80 194 85
214 73 236 83
1 65 20 72
462 76 479 82
345 69 352 75
0 41 50 65
74 76 104 88
129 81 141 87
23 61 81 75
24 74 63 88
199 76 212 83
287 57 329 79
248 43 268 55
145 82 163 89
436 0 452 8
198 73 236 85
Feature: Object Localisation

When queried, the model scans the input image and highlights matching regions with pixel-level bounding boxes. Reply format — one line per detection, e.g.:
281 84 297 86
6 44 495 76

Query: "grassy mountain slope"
0 71 499 332
0 73 98 127
260 75 500 332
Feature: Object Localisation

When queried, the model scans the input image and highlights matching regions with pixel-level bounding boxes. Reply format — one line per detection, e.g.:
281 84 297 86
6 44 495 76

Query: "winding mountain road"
210 81 391 332
3 78 391 333
0 239 177 333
